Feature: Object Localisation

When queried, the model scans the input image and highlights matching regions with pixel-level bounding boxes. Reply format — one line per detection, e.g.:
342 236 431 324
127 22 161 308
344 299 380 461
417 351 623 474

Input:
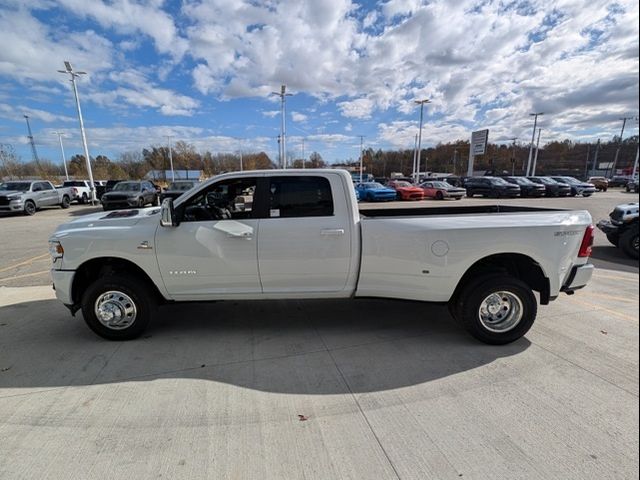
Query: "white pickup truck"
49 169 594 344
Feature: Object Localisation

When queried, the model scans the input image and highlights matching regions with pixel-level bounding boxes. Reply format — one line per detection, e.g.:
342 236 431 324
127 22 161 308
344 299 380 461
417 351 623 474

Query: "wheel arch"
451 253 551 305
71 256 165 306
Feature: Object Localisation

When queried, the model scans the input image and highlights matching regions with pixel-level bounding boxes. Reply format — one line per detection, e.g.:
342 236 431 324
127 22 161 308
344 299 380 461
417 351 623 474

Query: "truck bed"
360 204 565 218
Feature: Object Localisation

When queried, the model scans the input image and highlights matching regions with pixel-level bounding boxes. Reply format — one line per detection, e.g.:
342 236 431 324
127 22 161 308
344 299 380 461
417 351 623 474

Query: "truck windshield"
0 182 31 191
113 182 141 191
168 182 195 191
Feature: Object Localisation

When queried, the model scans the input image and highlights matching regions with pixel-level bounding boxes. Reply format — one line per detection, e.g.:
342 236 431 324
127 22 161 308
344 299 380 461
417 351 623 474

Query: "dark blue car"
355 182 397 202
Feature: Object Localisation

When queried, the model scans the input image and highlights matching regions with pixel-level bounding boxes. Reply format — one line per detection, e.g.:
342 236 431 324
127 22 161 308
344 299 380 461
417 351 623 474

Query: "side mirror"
160 198 179 227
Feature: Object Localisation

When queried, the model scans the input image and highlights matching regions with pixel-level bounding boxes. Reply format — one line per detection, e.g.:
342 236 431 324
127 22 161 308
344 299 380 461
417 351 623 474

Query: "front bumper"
561 264 594 293
596 219 620 235
51 269 75 306
102 198 139 208
0 200 24 212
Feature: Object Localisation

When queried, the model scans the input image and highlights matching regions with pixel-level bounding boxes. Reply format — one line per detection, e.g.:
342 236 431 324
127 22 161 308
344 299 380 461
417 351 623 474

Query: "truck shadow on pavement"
589 246 639 274
0 297 530 395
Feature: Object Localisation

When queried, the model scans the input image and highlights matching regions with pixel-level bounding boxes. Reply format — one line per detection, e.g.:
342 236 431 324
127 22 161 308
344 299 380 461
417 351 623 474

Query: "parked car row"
355 175 601 202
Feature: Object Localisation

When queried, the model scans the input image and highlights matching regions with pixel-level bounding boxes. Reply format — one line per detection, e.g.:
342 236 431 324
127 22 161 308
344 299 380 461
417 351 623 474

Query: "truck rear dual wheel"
452 274 537 345
81 275 157 340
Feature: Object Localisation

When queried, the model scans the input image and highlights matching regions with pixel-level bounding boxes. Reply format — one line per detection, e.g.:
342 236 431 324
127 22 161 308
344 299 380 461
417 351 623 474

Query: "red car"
420 181 466 200
387 180 425 200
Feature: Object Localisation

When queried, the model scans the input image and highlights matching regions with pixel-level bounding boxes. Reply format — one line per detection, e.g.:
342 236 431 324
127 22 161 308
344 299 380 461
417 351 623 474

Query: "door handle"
320 228 345 236
227 231 253 239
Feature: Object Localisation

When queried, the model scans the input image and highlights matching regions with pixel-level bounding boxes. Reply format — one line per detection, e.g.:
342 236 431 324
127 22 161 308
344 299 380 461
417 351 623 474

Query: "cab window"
267 176 333 218
181 177 257 222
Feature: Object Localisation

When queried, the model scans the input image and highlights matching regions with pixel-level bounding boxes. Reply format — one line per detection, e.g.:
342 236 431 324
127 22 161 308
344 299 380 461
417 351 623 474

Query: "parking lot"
0 190 638 479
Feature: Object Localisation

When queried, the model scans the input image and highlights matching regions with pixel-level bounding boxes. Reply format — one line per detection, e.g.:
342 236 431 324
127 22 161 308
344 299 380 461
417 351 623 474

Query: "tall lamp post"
165 135 175 182
532 128 542 176
271 85 293 169
58 61 96 204
414 99 431 181
52 131 69 180
610 116 634 178
509 137 518 175
526 112 544 176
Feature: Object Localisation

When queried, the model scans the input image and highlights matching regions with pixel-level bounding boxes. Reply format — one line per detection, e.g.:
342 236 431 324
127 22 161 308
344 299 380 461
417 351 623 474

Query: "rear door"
257 174 352 293
35 182 57 206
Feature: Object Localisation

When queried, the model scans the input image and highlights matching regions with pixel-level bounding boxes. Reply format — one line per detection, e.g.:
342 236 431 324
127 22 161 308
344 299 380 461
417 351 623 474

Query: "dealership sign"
471 129 489 155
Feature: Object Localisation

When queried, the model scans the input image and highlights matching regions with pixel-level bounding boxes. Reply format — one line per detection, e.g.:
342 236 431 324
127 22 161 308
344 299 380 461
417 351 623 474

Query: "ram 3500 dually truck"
49 169 594 344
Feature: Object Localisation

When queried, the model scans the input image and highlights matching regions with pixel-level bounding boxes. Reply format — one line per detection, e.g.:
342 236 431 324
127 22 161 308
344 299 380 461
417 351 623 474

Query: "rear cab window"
267 176 334 218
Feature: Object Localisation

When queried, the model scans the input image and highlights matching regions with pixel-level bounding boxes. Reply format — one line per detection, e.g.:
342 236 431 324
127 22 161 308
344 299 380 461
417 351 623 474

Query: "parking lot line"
567 297 638 322
0 253 49 274
583 291 639 304
0 270 50 283
593 272 639 283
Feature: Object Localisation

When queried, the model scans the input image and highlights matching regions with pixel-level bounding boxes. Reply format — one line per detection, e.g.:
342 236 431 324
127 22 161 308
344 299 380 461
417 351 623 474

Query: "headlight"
49 240 64 260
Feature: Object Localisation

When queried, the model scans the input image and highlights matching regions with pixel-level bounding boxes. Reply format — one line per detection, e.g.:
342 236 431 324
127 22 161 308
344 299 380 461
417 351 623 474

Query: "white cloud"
85 69 199 116
261 110 280 118
0 7 113 83
291 111 308 122
338 98 375 119
55 0 188 59
344 122 353 132
0 103 75 123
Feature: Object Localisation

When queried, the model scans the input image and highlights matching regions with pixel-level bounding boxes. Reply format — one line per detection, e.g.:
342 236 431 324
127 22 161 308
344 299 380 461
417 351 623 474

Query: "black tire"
137 197 145 208
582 193 592 197
452 274 537 345
620 225 639 260
102 205 112 211
603 187 607 192
60 196 70 209
81 274 157 340
23 200 36 216
81 193 88 204
466 190 474 198
606 233 619 247
435 191 444 200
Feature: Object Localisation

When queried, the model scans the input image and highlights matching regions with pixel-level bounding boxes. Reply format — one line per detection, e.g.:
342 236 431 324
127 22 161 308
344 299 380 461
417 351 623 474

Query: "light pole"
301 138 305 169
414 99 431 181
58 61 96 204
359 135 365 183
271 85 293 169
52 131 69 180
532 128 542 175
412 134 418 180
610 116 634 178
509 138 517 175
526 112 544 176
165 135 175 182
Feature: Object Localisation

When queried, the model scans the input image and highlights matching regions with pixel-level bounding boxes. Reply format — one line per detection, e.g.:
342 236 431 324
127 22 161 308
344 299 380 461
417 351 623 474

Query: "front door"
155 176 261 298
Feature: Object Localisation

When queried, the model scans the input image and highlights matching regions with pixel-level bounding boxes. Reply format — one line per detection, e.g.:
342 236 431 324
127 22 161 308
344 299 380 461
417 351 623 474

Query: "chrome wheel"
478 291 523 333
94 290 137 330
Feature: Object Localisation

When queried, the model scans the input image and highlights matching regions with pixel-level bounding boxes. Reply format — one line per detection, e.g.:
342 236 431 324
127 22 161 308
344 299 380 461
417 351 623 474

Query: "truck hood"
52 207 161 237
0 190 27 196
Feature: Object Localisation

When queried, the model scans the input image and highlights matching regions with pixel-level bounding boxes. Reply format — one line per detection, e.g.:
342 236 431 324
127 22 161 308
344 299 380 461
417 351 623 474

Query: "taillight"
578 225 594 257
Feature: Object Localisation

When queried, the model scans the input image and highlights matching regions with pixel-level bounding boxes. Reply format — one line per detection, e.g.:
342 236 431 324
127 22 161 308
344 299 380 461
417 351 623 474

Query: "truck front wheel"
81 275 157 340
24 200 36 216
453 274 537 345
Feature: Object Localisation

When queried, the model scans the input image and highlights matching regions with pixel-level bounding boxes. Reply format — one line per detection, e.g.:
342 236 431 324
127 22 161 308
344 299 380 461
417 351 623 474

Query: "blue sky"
0 0 638 166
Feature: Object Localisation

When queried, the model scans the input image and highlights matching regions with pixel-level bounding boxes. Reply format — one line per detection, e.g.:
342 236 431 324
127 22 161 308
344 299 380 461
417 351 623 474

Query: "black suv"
527 177 571 197
503 176 546 197
465 177 521 198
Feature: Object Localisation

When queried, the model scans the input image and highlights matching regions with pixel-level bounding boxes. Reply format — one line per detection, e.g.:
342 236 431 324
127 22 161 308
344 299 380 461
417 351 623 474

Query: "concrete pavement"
0 267 637 479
